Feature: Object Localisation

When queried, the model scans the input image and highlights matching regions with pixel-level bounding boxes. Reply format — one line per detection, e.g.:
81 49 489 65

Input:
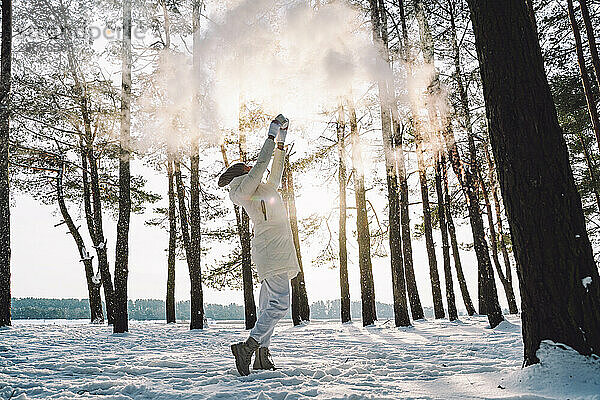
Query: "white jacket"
229 138 300 282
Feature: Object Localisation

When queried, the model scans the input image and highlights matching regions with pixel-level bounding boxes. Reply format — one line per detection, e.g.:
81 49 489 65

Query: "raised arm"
266 147 285 189
230 137 275 202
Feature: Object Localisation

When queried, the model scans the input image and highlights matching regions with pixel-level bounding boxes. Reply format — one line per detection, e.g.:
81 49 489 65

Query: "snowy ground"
1 316 599 399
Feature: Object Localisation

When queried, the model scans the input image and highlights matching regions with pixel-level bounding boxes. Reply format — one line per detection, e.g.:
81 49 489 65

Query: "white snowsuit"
250 272 290 347
228 137 300 346
229 138 300 282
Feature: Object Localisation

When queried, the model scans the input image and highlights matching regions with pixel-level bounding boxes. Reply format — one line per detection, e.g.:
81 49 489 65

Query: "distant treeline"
10 298 441 321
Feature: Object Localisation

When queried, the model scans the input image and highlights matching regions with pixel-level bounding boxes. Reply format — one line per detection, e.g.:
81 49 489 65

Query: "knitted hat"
218 162 248 187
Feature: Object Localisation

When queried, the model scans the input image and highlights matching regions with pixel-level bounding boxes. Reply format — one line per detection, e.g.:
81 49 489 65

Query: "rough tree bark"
349 105 377 326
166 153 176 324
337 107 351 324
282 155 310 325
370 0 410 327
0 0 11 327
435 155 458 321
188 0 204 330
113 0 132 333
467 0 600 364
57 163 103 324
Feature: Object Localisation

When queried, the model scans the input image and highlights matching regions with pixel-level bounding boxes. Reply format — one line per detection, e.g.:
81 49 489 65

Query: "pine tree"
166 153 177 324
370 0 410 327
337 107 351 324
395 0 424 320
435 154 457 321
349 105 377 326
414 0 445 320
188 0 204 330
283 155 310 325
0 0 11 328
113 0 133 334
57 161 103 324
467 0 600 364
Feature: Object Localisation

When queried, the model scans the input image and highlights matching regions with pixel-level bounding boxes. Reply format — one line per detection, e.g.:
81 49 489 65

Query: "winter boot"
253 347 276 370
231 336 259 376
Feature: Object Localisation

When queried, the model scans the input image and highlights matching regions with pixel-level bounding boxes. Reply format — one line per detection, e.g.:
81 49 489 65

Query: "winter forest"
1 0 600 398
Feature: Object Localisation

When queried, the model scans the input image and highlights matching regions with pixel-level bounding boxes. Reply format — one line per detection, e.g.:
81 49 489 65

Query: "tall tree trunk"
337 107 351 324
416 135 445 319
56 0 115 325
239 209 255 328
444 126 503 326
175 159 203 328
57 164 103 324
283 156 310 325
79 144 104 323
414 0 446 320
396 0 424 320
467 0 600 364
446 0 503 323
166 154 176 324
0 0 11 327
66 46 114 324
82 139 115 326
349 105 377 326
370 0 410 327
161 0 176 326
237 205 254 328
567 0 600 151
222 139 256 330
394 120 424 320
479 172 519 314
482 137 514 285
444 164 476 316
188 0 204 330
113 0 132 333
435 155 458 320
578 0 600 90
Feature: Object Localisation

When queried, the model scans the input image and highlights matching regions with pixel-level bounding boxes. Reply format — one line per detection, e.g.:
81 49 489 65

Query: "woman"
218 114 300 376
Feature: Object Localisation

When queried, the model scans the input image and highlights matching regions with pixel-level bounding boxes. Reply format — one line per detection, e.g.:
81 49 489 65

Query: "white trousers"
249 272 291 347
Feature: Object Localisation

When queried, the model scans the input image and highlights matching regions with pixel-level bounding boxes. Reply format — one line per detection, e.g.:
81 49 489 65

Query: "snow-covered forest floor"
1 315 599 399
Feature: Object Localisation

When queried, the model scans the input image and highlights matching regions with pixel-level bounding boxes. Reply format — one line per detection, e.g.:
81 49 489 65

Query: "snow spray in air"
141 0 392 151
